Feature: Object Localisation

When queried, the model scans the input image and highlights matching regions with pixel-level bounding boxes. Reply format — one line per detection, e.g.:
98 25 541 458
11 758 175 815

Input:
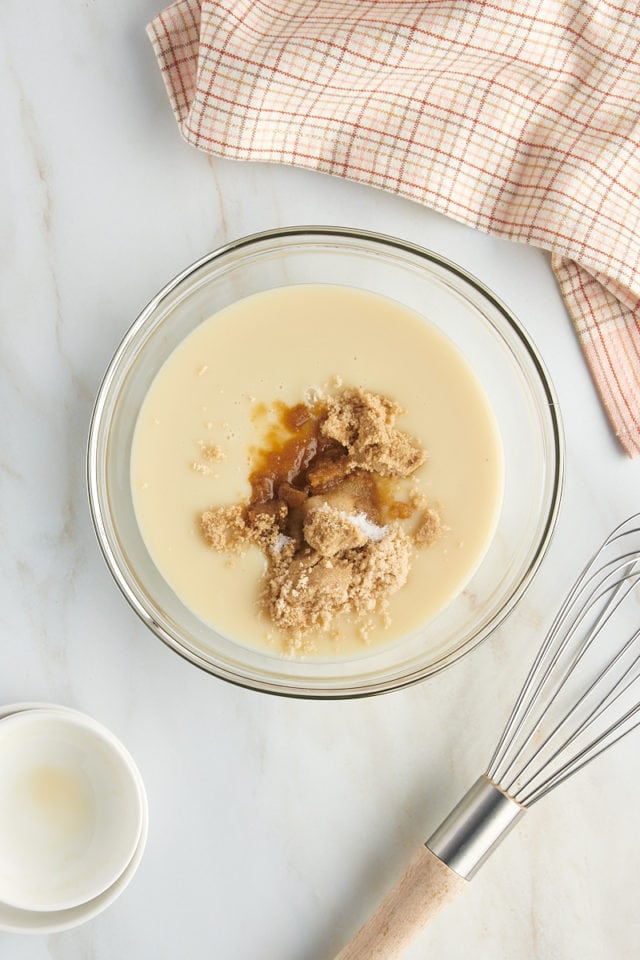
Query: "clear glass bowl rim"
87 225 565 699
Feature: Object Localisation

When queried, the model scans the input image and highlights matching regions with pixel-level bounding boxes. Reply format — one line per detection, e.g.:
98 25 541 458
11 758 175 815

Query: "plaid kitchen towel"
147 0 640 457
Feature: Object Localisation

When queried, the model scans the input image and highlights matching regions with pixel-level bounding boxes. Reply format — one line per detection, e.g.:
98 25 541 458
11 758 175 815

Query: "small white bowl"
0 708 144 913
0 804 149 935
0 703 148 934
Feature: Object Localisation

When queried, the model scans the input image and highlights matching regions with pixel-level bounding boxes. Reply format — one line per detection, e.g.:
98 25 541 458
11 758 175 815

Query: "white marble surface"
2 3 640 958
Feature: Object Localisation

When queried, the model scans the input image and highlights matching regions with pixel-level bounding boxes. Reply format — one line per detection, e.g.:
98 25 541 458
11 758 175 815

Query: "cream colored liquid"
131 285 503 656
25 765 93 837
1 764 94 893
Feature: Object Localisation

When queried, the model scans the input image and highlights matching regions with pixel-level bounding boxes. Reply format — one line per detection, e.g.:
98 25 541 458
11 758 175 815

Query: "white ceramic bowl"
0 708 144 913
0 702 148 934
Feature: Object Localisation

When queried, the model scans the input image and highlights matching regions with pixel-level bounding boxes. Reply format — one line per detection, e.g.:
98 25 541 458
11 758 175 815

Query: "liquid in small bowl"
0 710 144 912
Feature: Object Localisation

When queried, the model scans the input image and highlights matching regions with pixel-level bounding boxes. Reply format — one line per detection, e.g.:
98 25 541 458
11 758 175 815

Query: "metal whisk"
335 514 640 960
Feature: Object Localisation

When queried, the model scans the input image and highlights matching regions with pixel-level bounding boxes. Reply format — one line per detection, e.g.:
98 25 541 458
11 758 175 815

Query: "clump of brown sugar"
201 443 226 462
303 502 369 556
321 387 426 477
201 505 248 551
263 524 413 637
198 385 444 651
201 501 286 551
191 442 226 475
414 507 445 547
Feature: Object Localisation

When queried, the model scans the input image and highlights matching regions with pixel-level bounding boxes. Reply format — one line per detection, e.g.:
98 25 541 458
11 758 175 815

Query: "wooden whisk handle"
334 777 525 959
333 845 465 960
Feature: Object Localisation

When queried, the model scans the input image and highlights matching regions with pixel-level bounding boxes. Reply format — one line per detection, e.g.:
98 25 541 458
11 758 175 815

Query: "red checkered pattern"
148 0 640 457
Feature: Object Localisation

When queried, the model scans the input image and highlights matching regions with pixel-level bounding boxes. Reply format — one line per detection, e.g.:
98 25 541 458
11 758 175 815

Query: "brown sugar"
264 526 412 641
200 505 248 551
191 443 226 476
198 384 444 648
321 387 426 477
303 502 369 556
348 526 412 615
266 548 354 635
200 500 288 552
201 443 226 462
413 507 444 547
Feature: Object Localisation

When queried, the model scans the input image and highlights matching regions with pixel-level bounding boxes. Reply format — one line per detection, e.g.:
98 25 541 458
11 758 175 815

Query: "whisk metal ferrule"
426 775 525 880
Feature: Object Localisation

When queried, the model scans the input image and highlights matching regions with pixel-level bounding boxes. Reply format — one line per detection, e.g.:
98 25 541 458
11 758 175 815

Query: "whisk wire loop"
486 542 610 782
522 696 640 804
512 626 640 803
486 513 640 807
502 565 640 796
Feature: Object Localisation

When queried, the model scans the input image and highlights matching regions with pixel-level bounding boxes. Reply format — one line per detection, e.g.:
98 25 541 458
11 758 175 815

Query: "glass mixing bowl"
87 227 564 698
